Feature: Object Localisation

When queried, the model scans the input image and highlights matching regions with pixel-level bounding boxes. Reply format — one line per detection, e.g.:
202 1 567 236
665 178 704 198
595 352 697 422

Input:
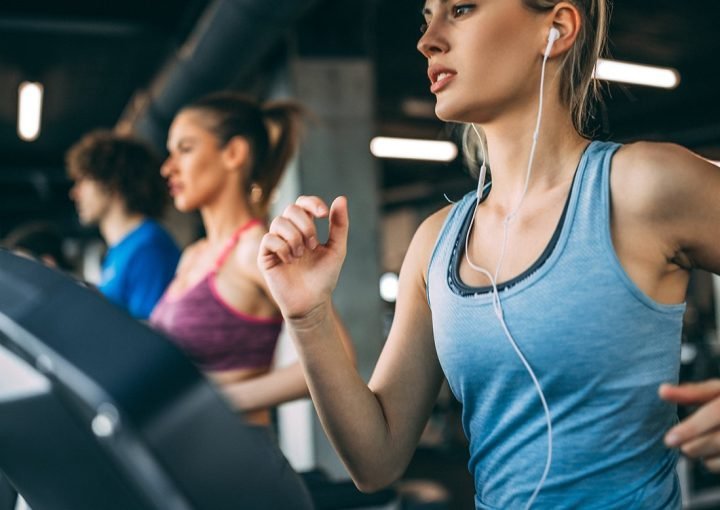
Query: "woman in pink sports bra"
150 91 353 426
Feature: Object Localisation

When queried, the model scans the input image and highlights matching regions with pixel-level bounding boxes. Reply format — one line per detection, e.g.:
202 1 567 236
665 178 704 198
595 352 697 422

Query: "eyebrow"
421 0 449 16
168 136 195 151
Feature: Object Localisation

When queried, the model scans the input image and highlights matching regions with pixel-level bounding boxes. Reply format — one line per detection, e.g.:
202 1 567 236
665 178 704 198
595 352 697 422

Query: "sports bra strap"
213 219 262 272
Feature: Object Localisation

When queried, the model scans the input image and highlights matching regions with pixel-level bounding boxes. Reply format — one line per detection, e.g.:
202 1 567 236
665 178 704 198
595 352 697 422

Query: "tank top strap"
569 140 622 241
213 219 263 272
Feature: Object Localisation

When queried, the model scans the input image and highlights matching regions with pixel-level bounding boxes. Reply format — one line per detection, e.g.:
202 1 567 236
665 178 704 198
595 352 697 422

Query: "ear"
543 2 582 58
221 136 251 174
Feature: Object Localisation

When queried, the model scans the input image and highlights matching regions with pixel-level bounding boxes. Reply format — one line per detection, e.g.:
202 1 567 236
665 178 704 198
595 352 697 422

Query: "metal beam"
119 0 319 148
0 17 149 37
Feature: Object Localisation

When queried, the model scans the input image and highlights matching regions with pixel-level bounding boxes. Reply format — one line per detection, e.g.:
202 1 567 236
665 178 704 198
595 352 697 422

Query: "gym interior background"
0 1 719 509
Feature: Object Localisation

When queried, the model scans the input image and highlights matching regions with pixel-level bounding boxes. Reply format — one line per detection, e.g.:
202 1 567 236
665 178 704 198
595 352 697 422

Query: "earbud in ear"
544 27 561 57
548 27 561 43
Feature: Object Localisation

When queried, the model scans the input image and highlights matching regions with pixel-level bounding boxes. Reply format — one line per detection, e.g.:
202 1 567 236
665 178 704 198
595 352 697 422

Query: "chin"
435 94 494 125
434 110 452 122
172 197 194 213
173 200 188 213
434 100 471 124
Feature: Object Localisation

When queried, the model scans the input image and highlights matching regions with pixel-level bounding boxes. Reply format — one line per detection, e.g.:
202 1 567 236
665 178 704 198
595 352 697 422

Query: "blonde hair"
463 0 609 172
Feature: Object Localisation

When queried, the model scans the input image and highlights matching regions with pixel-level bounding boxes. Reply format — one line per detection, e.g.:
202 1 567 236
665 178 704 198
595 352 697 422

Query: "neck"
200 192 255 245
100 203 146 246
480 99 587 204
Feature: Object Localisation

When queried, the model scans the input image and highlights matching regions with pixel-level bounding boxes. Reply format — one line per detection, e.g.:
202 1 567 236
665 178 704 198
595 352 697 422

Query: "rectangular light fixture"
370 137 458 162
594 59 680 89
18 81 44 142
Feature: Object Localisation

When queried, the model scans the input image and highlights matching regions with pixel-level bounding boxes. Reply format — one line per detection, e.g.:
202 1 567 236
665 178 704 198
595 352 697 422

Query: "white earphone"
545 27 561 57
466 24 561 510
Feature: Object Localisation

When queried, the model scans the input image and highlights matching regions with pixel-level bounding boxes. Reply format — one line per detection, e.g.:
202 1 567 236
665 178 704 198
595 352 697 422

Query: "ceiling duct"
120 0 318 148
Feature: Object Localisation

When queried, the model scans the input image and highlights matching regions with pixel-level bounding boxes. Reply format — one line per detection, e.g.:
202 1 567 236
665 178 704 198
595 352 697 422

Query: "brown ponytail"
255 101 304 217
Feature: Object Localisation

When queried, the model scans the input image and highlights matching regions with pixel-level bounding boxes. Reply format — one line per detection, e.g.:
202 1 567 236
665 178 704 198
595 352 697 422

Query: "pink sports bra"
150 220 282 371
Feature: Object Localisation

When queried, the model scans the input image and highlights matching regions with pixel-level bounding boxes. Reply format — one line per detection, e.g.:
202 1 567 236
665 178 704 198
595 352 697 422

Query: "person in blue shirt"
66 130 181 319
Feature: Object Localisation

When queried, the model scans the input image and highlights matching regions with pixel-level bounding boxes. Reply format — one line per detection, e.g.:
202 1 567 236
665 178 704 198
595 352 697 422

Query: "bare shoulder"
420 203 454 234
229 222 268 282
612 141 720 271
613 141 702 179
405 204 454 283
611 141 714 220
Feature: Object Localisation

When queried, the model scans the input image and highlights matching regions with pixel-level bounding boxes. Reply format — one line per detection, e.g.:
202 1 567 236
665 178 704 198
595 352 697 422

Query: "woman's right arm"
259 196 448 491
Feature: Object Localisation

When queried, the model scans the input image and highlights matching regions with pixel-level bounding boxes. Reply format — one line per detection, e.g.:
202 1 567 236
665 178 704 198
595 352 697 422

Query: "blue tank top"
427 141 685 509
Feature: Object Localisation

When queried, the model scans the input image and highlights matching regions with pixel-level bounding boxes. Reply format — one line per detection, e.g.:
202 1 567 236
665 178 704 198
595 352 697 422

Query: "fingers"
259 195 344 268
665 396 720 448
259 232 294 267
268 198 327 258
676 431 720 460
327 196 349 253
705 457 720 473
670 422 720 473
295 195 329 218
659 380 720 405
283 203 320 250
661 380 720 473
271 217 308 259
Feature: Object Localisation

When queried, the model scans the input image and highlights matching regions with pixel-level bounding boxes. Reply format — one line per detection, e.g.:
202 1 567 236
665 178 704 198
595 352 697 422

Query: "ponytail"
253 101 304 217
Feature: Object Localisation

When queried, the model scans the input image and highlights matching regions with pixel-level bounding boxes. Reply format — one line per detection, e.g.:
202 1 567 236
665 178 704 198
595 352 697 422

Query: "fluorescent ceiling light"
594 59 680 89
18 82 44 142
370 137 458 162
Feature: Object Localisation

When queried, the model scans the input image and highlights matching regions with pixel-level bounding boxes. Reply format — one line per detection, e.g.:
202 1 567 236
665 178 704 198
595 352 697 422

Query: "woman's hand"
660 380 720 471
259 195 349 321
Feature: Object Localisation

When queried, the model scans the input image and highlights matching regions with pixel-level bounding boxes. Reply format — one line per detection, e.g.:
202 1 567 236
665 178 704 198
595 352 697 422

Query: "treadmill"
0 249 313 510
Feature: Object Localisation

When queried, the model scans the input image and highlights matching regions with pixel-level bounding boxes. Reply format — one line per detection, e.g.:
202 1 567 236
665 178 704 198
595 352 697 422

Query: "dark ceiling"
1 0 719 234
0 0 210 234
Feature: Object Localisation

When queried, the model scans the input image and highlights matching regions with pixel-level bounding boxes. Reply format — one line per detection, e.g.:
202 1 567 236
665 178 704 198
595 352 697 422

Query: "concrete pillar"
269 57 384 478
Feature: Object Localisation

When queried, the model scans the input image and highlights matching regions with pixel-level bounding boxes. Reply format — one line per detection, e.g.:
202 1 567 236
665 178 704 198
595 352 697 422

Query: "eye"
420 21 428 34
451 4 475 18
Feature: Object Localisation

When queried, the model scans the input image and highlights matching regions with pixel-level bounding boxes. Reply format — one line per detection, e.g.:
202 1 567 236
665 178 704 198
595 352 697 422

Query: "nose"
160 156 174 178
68 181 78 201
417 19 449 58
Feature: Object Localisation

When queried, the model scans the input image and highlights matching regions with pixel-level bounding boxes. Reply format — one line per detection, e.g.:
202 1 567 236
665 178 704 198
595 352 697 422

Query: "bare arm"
665 149 720 274
614 143 720 274
259 196 447 491
624 143 720 469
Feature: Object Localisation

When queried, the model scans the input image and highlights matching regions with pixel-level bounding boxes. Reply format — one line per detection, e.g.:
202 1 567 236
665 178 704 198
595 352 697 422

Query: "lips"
428 65 457 93
168 182 183 196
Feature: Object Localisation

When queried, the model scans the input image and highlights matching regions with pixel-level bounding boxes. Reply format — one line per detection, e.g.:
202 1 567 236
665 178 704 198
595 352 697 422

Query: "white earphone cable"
465 42 555 510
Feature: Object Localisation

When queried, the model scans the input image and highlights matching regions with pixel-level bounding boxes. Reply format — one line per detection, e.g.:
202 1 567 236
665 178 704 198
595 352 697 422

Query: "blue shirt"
99 219 180 319
427 141 685 509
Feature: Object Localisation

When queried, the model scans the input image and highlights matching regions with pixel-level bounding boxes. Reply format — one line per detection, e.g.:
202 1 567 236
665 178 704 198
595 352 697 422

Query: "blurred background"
0 1 719 509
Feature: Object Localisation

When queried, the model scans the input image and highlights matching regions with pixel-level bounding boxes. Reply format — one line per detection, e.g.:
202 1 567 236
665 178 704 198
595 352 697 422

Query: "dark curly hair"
65 130 168 218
